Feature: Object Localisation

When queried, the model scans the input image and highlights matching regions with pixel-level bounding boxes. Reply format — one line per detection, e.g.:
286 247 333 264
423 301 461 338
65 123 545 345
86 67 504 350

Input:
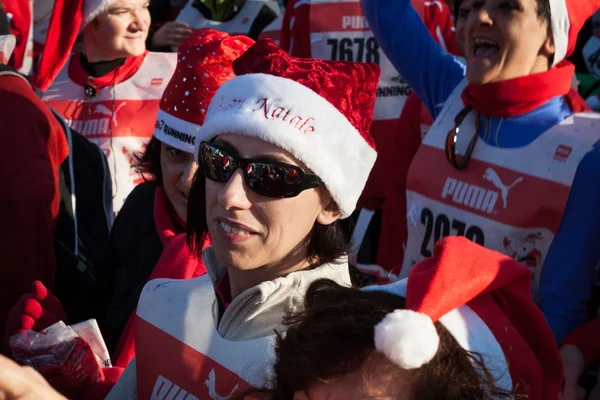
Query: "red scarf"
68 50 148 88
461 61 589 117
112 187 208 369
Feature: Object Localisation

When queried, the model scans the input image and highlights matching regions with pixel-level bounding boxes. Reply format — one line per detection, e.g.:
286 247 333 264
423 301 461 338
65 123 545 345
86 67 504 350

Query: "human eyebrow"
211 138 241 156
109 6 130 13
254 154 296 164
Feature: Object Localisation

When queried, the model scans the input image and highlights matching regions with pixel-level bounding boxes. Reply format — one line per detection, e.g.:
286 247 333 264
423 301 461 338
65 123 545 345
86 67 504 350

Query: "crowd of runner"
1 0 600 398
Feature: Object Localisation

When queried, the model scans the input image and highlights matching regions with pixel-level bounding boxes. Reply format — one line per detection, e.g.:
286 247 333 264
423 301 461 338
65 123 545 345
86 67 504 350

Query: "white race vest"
42 52 176 211
176 0 280 37
308 0 412 122
135 274 276 400
402 79 600 297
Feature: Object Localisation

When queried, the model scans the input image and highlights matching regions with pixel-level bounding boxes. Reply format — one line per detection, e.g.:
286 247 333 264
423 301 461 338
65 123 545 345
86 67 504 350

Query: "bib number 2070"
420 208 484 257
326 37 380 64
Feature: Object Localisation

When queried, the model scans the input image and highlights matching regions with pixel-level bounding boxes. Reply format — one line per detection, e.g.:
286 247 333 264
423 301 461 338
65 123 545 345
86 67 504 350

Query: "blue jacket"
362 0 600 342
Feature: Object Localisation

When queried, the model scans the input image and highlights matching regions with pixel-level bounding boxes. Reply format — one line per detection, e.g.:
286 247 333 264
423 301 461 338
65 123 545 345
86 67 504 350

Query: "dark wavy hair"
260 279 517 400
186 168 354 267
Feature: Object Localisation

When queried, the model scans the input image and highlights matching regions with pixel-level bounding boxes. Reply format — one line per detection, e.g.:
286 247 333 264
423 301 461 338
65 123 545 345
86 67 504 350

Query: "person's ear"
540 30 555 59
316 197 342 226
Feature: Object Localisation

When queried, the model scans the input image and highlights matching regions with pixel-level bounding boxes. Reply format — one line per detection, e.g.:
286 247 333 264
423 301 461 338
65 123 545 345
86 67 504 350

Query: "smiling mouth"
219 221 254 235
472 38 500 59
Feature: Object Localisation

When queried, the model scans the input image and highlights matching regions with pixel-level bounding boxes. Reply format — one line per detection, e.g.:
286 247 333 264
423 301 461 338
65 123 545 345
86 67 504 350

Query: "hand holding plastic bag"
4 280 68 352
9 321 105 398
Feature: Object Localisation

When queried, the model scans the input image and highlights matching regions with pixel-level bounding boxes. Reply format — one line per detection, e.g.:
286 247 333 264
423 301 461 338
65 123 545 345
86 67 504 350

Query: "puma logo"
205 369 238 400
482 168 523 209
151 375 198 400
94 102 127 127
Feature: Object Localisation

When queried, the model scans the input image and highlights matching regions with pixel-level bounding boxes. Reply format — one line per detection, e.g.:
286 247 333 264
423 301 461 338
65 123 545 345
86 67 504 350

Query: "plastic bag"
9 321 105 394
71 319 112 368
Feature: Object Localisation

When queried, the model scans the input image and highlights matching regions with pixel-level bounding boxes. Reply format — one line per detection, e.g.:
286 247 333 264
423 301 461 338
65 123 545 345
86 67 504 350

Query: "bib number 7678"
420 207 485 257
326 37 380 64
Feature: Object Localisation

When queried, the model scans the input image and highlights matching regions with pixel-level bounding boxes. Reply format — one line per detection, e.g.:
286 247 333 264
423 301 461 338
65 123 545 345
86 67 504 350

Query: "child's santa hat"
196 39 380 218
366 237 562 399
548 0 600 65
33 0 127 91
154 29 254 154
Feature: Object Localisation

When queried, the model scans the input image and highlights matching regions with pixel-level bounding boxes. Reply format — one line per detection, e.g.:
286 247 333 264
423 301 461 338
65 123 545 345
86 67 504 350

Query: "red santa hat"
550 0 600 65
366 237 562 399
196 39 380 218
33 0 125 91
154 30 254 154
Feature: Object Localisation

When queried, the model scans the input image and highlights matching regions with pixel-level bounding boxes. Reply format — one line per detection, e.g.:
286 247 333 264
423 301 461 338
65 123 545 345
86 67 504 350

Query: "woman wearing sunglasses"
105 39 379 398
4 30 252 400
362 0 600 342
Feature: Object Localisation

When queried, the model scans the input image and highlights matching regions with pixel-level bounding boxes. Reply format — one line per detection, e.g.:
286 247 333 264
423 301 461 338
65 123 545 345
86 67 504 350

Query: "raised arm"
362 0 465 118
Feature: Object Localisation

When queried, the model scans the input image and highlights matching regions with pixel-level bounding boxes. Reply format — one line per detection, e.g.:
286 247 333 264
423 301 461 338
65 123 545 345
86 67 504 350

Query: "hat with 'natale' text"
196 39 380 218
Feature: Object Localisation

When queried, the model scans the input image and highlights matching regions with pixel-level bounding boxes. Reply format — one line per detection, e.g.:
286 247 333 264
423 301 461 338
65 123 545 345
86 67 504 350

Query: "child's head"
270 279 508 400
266 237 563 400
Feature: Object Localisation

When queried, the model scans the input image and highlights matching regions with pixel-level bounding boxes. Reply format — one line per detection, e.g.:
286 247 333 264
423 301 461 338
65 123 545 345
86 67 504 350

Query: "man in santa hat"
363 0 600 345
35 0 177 212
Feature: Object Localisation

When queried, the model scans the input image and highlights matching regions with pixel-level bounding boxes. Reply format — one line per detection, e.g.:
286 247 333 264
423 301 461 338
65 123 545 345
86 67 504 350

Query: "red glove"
4 280 68 351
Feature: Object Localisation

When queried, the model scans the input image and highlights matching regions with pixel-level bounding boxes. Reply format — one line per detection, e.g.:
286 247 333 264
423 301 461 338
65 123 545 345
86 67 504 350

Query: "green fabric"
197 0 231 21
577 73 600 97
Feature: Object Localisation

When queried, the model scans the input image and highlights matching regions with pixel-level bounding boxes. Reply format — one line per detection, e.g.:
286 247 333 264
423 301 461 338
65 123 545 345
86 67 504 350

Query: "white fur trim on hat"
197 73 377 218
374 310 439 369
154 109 199 154
83 0 118 26
364 281 513 393
549 0 570 65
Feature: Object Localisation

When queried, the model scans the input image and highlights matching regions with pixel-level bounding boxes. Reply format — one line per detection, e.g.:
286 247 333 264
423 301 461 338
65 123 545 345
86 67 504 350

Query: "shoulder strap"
50 108 79 256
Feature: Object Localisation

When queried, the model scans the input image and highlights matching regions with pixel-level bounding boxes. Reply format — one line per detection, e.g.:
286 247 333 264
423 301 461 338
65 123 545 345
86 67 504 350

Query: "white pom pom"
374 310 440 369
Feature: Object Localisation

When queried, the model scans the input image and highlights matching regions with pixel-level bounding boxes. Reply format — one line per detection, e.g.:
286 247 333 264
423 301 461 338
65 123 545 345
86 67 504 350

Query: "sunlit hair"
134 136 163 184
260 279 517 400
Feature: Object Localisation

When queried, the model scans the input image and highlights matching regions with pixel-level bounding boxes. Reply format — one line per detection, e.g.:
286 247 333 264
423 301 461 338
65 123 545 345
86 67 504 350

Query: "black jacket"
96 181 164 355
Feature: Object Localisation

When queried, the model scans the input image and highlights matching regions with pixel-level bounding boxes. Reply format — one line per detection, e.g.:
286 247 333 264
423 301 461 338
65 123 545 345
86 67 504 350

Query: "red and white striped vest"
42 52 176 211
402 80 600 296
135 274 276 400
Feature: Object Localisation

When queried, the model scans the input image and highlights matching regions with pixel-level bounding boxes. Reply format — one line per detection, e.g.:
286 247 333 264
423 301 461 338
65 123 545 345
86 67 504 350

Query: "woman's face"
83 0 150 61
160 142 197 222
204 134 340 272
459 0 554 85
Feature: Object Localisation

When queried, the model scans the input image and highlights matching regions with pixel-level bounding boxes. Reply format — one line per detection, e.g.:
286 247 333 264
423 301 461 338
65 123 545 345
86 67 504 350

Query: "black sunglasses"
197 141 324 198
445 106 480 170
